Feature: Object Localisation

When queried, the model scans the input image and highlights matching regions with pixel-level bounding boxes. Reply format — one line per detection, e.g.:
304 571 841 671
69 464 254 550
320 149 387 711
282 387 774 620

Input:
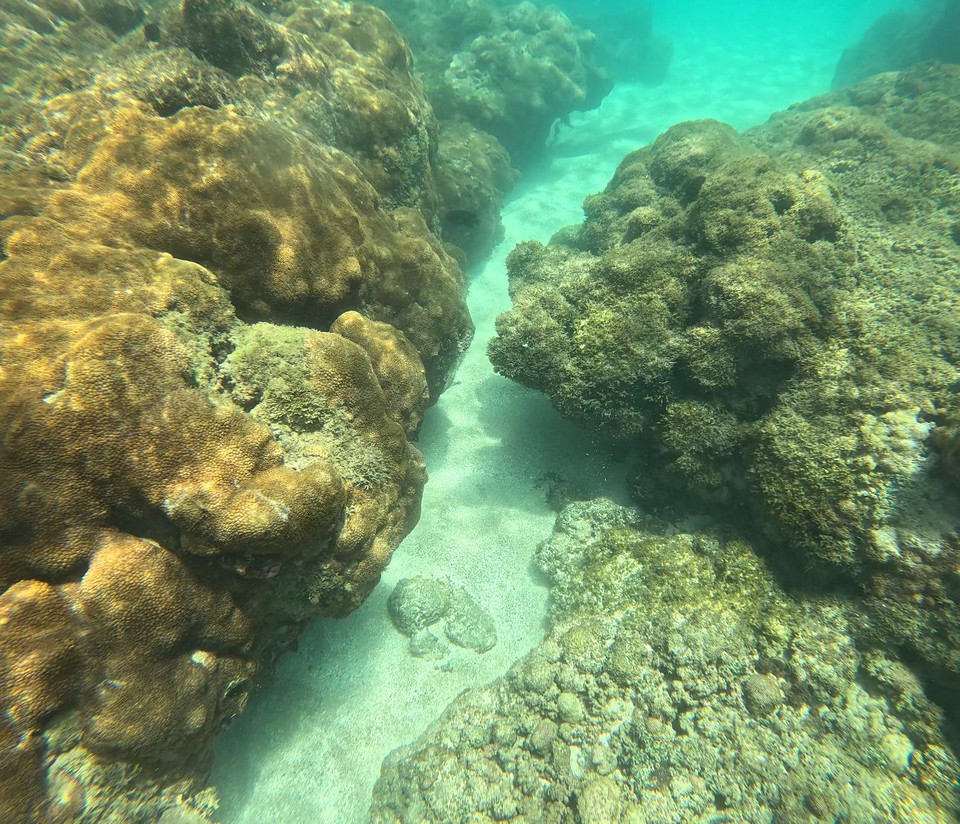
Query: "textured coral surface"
370 0 612 163
371 500 960 822
490 65 960 707
0 0 472 819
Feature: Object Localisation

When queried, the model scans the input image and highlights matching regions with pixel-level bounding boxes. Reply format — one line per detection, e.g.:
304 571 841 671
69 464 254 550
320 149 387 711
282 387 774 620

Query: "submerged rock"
435 120 518 268
408 629 450 660
360 0 617 262
553 1 672 84
388 577 453 636
369 0 612 165
445 586 498 653
388 577 497 657
0 0 474 818
489 64 960 687
834 0 960 89
370 500 960 822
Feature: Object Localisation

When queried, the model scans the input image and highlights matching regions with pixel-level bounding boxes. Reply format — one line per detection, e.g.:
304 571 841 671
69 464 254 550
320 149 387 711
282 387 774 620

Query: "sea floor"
210 3 903 820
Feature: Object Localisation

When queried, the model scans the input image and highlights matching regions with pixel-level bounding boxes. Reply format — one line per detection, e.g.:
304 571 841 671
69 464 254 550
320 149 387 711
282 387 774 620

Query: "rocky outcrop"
0 0 473 819
371 500 960 822
489 65 960 694
552 1 672 84
371 0 612 164
834 0 960 89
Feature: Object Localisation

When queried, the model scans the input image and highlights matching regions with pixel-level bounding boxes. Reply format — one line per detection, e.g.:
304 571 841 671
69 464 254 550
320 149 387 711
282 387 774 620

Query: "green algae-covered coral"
0 0 473 819
371 499 960 822
490 66 960 688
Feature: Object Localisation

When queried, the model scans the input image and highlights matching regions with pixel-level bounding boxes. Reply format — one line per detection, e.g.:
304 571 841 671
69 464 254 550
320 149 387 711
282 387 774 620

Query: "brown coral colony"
0 0 485 818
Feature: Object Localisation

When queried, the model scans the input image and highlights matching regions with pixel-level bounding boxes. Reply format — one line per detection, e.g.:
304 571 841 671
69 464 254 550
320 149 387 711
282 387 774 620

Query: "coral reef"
551 1 672 84
360 0 618 261
0 0 512 265
489 65 960 691
371 500 960 822
2 0 440 216
834 0 960 89
0 0 473 818
369 0 612 164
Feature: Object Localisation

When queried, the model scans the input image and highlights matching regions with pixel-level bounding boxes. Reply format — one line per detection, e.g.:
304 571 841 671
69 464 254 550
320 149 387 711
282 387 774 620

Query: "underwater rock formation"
368 0 612 165
434 120 518 269
0 0 473 819
833 0 960 89
361 0 615 260
550 1 672 85
371 499 960 822
489 65 960 695
388 576 497 658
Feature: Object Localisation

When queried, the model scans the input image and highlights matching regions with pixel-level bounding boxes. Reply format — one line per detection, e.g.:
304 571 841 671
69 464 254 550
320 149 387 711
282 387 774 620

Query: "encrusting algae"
371 499 960 822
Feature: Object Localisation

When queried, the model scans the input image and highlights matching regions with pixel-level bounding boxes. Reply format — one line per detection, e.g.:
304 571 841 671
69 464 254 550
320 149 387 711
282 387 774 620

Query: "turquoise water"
210 2 936 822
2 0 958 822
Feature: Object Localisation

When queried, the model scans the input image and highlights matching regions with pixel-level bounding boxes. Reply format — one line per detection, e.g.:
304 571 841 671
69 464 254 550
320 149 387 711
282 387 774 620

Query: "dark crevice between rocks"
898 646 960 753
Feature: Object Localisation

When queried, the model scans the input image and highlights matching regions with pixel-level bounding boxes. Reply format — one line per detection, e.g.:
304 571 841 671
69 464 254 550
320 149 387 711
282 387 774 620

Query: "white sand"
211 3 904 820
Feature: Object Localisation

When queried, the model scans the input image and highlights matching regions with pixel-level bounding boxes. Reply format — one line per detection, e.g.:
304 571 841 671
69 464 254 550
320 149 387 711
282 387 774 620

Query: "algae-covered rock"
371 500 960 822
0 0 473 817
444 586 497 653
388 577 452 636
369 0 612 164
387 577 497 657
490 65 960 685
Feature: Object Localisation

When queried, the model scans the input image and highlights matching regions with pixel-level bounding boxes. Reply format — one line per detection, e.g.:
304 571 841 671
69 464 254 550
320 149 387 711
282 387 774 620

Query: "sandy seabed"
210 3 903 820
